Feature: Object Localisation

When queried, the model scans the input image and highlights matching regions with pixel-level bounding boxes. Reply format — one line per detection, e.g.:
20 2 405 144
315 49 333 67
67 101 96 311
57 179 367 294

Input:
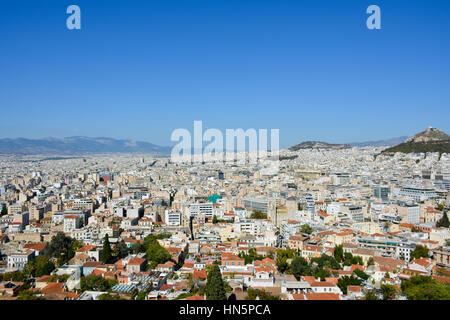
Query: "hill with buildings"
288 141 351 151
0 136 172 155
382 127 450 155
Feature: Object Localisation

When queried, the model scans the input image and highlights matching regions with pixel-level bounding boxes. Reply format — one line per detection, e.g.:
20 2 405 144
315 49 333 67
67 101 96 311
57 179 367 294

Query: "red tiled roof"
128 257 146 265
41 282 64 294
305 293 340 300
193 269 207 280
23 243 46 252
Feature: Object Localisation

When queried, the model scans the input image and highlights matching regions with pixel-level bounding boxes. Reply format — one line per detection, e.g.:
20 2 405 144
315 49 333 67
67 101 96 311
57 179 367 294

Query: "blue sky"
0 0 449 148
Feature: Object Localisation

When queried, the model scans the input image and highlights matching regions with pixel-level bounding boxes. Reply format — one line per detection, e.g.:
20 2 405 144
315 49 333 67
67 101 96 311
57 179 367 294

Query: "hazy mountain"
289 141 351 151
0 136 172 155
349 136 408 147
382 127 450 154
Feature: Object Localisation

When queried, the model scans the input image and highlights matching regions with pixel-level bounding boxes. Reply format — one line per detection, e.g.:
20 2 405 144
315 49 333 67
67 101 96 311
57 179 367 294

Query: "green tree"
135 291 148 300
245 288 280 300
352 268 370 281
116 241 130 259
242 248 263 265
24 255 55 277
311 254 341 271
176 292 196 300
48 274 70 283
146 238 171 268
102 234 112 263
290 256 311 280
250 211 267 219
411 245 429 260
131 242 146 254
45 232 82 266
0 207 7 216
212 215 218 224
0 271 27 282
334 245 344 263
80 275 118 292
364 289 379 300
17 289 42 300
401 276 450 300
367 257 375 267
275 249 295 273
436 211 449 228
300 224 312 235
337 276 362 294
205 264 227 300
380 284 398 300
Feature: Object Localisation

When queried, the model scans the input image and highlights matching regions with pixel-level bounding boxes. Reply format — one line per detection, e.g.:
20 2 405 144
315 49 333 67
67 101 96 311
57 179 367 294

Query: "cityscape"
0 126 449 300
1 1 449 303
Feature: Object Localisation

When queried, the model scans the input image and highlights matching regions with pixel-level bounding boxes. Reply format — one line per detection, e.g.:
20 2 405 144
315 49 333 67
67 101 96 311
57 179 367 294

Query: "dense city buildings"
0 147 449 300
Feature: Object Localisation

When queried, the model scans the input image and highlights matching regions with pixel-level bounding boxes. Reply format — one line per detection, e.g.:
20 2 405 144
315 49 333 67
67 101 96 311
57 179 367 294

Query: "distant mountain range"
0 136 171 155
1 128 449 155
348 136 408 147
382 127 450 155
288 141 351 151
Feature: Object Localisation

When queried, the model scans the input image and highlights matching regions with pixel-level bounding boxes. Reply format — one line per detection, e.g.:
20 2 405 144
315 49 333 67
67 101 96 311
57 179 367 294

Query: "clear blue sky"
1 0 449 148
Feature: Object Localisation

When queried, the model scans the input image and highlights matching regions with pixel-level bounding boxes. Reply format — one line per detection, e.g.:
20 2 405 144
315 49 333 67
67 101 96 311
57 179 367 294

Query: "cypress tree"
205 264 227 300
437 211 449 228
102 234 112 263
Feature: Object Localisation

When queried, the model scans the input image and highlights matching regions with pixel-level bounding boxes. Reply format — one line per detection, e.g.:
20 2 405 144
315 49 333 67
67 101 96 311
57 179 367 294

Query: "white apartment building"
165 210 182 226
187 202 213 218
64 215 83 233
399 186 437 201
234 219 261 236
280 220 302 246
7 249 35 271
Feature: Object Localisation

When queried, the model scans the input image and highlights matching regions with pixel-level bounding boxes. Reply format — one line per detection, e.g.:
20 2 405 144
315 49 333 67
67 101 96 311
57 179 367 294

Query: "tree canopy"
275 248 295 273
401 276 450 300
143 234 172 269
250 211 267 219
245 288 279 300
300 224 312 235
380 284 398 300
410 245 429 260
239 248 263 265
17 289 43 300
80 275 118 292
337 276 362 294
24 255 55 277
45 232 83 266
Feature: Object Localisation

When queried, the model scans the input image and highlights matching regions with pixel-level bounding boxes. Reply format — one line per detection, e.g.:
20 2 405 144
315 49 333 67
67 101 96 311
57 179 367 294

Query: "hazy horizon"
1 0 449 148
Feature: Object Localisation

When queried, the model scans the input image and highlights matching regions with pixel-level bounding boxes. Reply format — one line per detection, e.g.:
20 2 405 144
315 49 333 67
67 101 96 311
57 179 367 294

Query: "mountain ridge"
348 136 408 147
0 136 171 155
